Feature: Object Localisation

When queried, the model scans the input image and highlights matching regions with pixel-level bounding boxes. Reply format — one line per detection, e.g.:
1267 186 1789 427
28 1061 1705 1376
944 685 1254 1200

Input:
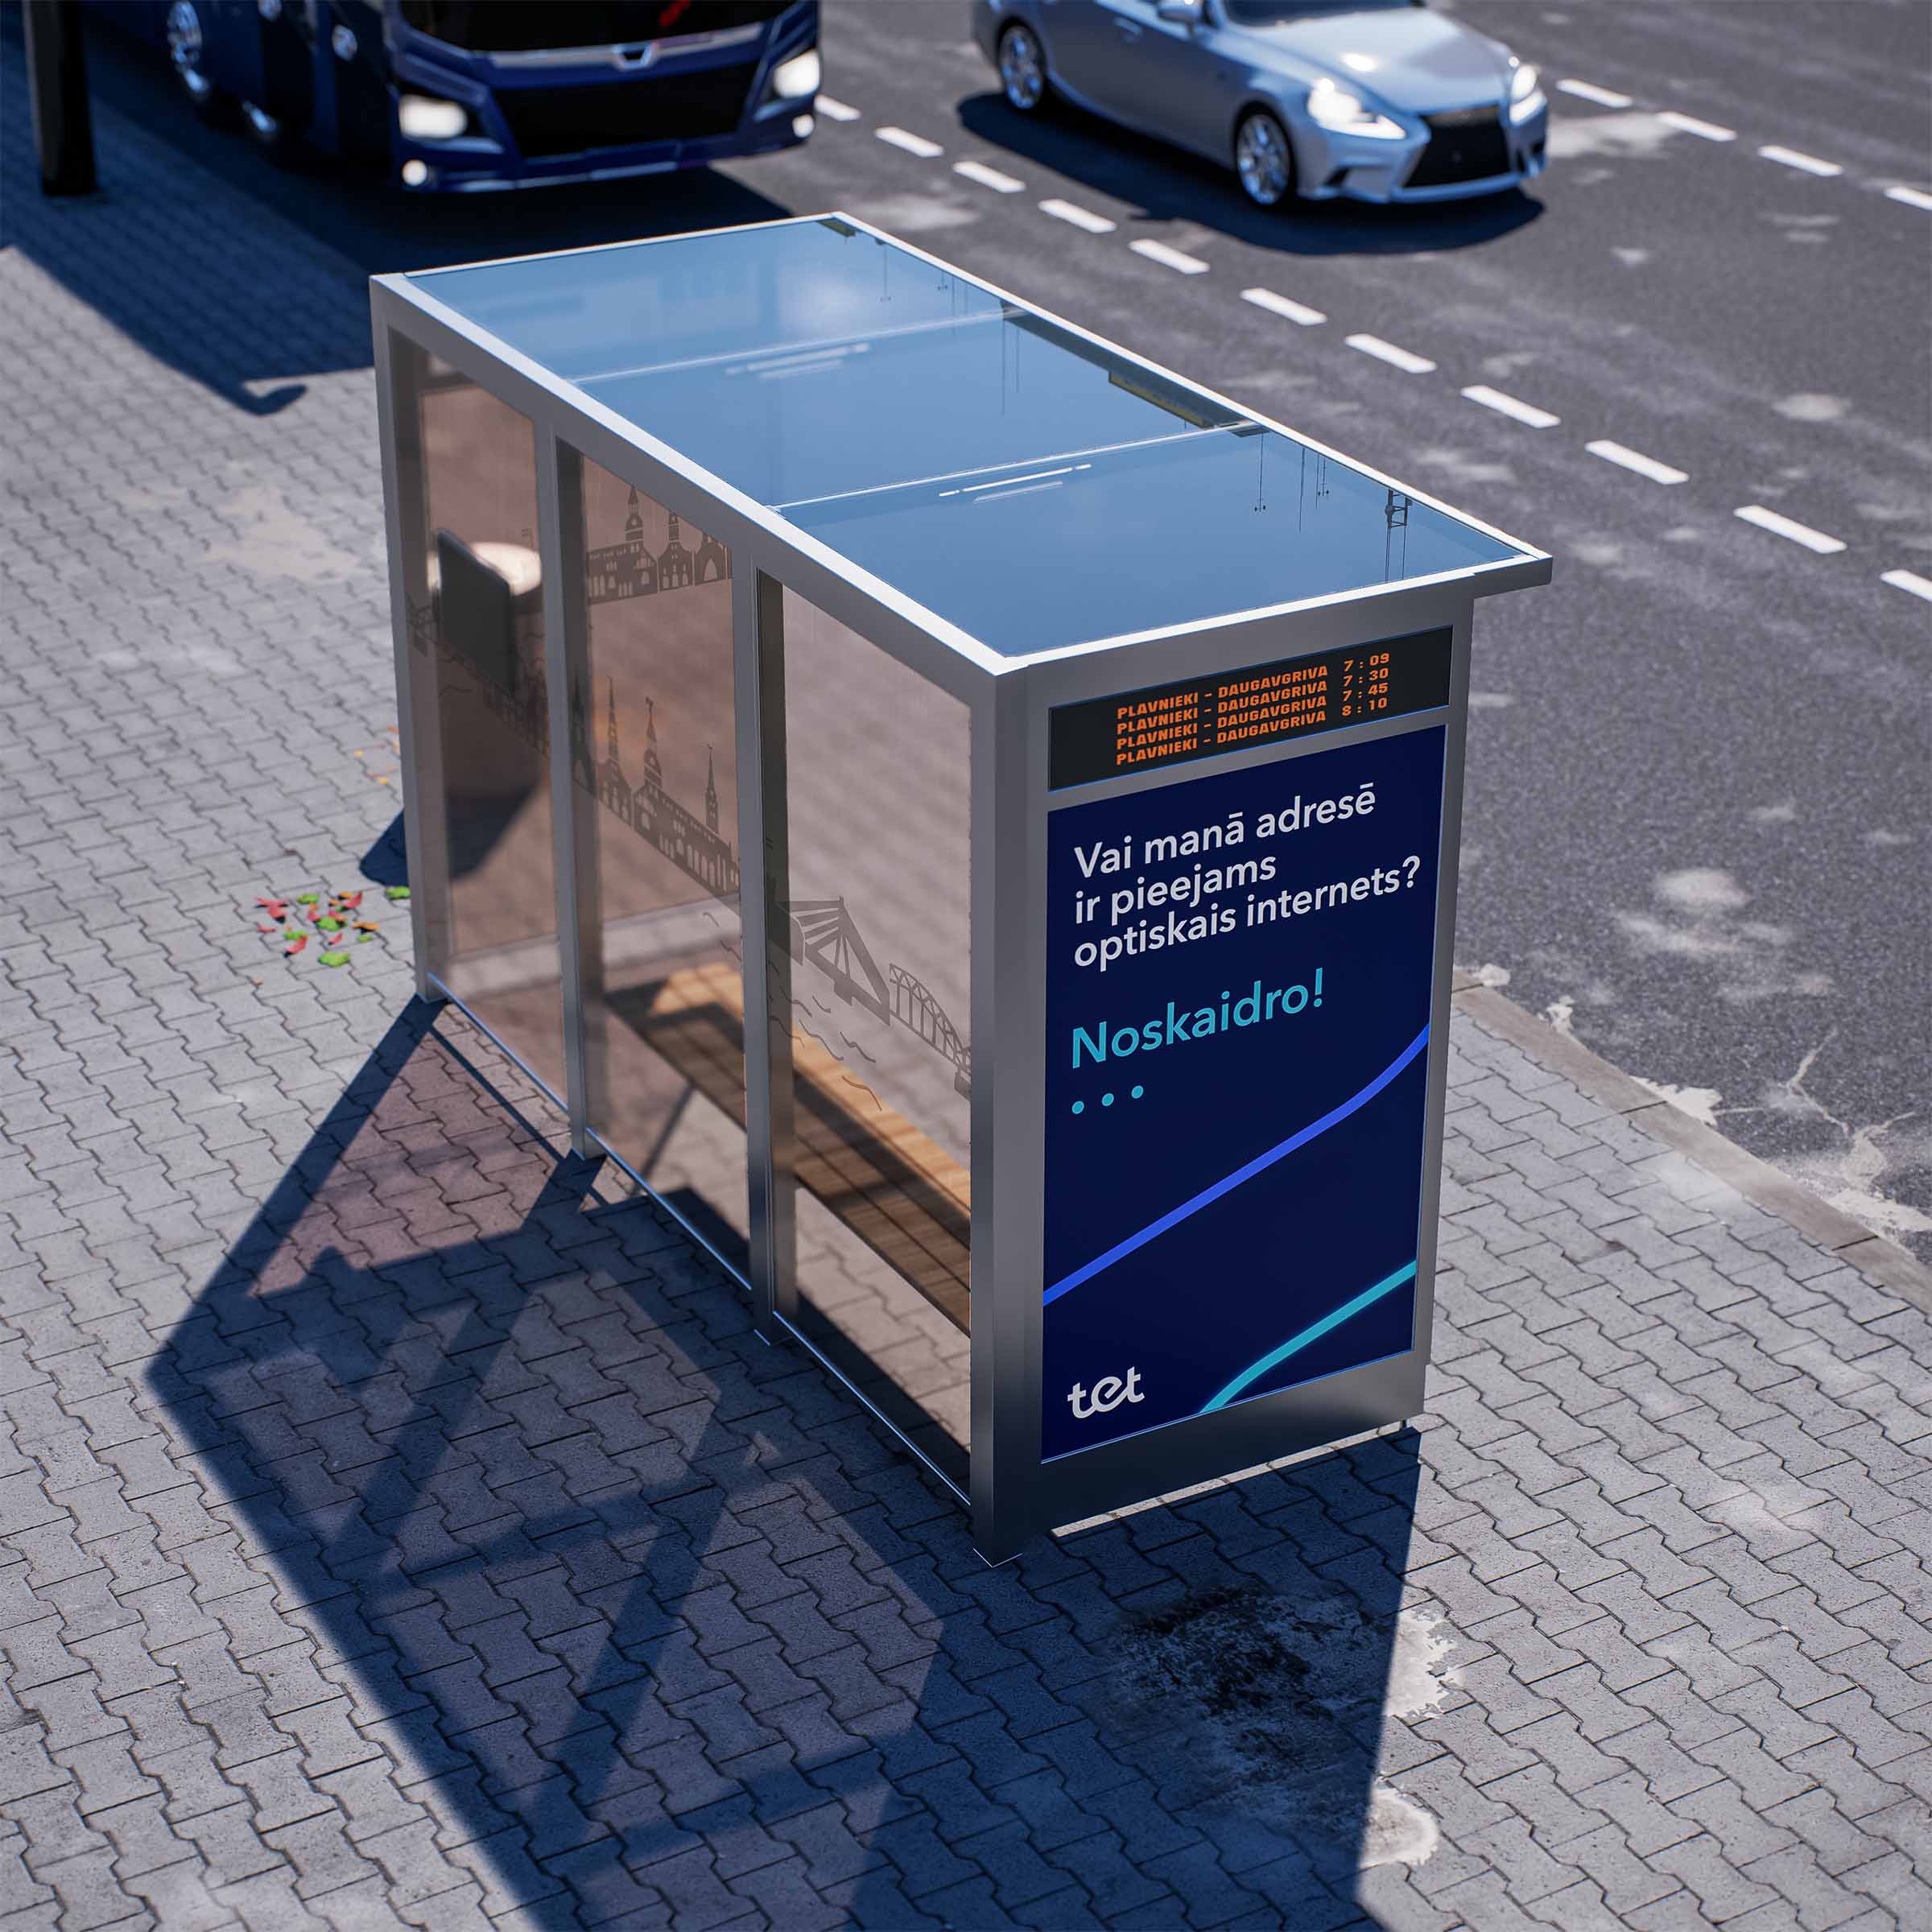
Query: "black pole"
23 0 97 196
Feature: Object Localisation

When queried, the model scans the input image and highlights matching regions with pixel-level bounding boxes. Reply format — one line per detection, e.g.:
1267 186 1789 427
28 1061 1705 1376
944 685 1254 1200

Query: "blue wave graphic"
1042 1023 1430 1307
1199 1261 1418 1414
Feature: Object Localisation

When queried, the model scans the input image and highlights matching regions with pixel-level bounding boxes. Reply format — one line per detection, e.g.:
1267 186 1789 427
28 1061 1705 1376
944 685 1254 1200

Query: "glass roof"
410 217 1530 659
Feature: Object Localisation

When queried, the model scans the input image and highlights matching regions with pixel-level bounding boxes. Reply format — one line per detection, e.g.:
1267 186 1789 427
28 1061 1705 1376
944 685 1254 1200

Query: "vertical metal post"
370 318 449 1003
1410 604 1476 1384
735 569 795 1337
23 0 96 197
537 428 597 1156
971 669 1038 1564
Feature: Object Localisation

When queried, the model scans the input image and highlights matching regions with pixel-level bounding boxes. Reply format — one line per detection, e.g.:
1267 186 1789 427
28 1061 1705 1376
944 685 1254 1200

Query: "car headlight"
398 94 469 141
1306 77 1404 139
1508 61 1545 122
770 48 820 100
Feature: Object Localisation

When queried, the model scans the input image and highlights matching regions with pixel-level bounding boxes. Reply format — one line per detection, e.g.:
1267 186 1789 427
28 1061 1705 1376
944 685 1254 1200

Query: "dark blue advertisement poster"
1042 727 1446 1461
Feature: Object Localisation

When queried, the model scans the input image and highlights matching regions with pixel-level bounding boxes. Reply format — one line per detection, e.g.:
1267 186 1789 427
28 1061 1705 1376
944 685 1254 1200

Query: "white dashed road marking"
1558 79 1633 108
1241 287 1327 326
954 159 1024 193
1885 186 1932 211
1039 197 1117 234
1346 334 1436 374
1735 505 1847 553
1130 238 1210 275
1587 440 1689 485
1658 110 1736 142
1880 568 1932 601
815 96 861 122
1759 144 1843 178
1461 385 1561 429
876 126 943 158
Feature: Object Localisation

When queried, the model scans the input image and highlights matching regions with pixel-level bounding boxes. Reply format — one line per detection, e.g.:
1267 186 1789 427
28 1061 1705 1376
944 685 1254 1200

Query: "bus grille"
497 66 756 158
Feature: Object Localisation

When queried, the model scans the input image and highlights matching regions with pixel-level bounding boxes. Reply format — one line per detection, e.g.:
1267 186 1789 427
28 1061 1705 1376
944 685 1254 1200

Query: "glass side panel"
566 456 749 1251
409 219 1530 658
406 356 565 1095
772 587 972 1475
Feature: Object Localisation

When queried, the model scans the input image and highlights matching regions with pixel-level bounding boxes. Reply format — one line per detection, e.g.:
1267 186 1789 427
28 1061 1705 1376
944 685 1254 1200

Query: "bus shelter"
372 215 1550 1561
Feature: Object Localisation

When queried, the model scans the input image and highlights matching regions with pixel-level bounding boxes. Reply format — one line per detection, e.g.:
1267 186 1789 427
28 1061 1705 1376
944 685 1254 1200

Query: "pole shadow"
148 999 1424 1927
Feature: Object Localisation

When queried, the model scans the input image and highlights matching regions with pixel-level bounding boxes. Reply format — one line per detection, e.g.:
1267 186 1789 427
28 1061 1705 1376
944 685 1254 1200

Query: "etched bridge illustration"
408 527 972 1098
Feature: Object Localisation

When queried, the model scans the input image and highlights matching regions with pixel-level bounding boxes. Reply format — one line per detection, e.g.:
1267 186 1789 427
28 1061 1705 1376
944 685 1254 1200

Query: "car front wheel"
1235 108 1296 208
998 23 1049 114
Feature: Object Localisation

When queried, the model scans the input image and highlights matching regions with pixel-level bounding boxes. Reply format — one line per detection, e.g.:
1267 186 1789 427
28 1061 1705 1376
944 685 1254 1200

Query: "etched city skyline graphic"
410 529 972 1097
585 488 729 605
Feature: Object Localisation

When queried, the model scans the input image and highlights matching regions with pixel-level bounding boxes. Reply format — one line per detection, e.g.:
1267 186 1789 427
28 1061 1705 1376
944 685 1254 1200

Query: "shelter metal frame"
371 213 1550 1561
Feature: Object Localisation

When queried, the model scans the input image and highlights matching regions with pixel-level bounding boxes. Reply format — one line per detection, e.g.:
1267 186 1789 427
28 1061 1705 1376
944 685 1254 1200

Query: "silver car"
971 0 1550 207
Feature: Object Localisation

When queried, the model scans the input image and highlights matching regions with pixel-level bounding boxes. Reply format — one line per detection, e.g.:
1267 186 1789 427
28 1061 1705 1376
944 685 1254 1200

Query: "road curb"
1450 973 1932 1315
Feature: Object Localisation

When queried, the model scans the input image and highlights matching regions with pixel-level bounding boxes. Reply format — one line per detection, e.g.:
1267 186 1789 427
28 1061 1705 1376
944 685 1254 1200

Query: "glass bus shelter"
372 215 1549 1561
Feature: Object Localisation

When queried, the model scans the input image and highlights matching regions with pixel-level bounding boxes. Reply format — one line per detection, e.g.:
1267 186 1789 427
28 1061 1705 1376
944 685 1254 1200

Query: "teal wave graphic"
1198 1260 1418 1414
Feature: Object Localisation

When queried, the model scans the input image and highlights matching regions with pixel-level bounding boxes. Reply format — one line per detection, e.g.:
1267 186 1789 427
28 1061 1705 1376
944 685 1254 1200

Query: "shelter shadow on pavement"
956 89 1542 258
148 997 1424 1929
0 14 792 414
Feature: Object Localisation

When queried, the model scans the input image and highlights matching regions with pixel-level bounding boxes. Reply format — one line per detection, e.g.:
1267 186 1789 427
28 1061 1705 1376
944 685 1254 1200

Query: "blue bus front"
105 1 818 188
389 1 819 190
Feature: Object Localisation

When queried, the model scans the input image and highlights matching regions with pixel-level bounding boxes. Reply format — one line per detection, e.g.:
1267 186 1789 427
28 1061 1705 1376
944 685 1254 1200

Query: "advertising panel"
1042 708 1447 1462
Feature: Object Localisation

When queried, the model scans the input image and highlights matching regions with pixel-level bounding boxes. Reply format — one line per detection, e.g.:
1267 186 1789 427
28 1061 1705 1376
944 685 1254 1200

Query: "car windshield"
1223 1 1414 23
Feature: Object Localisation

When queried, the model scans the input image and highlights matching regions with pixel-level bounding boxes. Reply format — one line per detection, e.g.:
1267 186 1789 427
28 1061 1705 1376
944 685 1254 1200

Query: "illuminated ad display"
1041 697 1447 1461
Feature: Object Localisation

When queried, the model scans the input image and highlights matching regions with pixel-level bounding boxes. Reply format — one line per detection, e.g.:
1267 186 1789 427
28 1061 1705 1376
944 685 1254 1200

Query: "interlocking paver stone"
4 31 1932 1932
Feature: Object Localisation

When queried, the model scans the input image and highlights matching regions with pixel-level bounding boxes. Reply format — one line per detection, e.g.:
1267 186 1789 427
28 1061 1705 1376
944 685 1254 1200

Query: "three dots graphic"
1071 1085 1144 1115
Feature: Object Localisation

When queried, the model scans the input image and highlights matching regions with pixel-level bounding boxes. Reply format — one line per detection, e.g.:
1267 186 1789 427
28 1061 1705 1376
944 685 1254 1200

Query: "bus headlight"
769 48 820 100
398 94 469 142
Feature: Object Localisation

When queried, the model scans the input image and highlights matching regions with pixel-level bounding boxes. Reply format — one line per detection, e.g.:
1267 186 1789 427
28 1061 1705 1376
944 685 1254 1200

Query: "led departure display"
1049 625 1452 791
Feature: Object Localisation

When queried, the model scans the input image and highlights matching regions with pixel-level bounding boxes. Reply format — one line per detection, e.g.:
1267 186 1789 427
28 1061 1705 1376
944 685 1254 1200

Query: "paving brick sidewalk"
4 52 1930 1932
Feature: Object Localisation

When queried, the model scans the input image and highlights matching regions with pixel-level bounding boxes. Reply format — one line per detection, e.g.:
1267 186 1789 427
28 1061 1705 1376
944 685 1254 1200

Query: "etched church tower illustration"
642 696 663 788
599 679 632 821
704 746 719 833
658 512 695 590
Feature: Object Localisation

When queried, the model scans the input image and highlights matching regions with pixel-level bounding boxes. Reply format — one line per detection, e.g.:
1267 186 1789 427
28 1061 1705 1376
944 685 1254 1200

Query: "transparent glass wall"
398 343 564 1096
774 589 972 1472
565 454 749 1246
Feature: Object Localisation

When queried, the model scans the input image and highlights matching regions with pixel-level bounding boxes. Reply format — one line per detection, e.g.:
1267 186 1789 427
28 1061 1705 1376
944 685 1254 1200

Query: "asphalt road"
27 1 1932 1257
754 0 1932 1259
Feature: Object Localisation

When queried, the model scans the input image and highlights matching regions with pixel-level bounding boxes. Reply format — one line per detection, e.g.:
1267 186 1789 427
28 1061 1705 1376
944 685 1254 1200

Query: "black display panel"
1049 626 1452 790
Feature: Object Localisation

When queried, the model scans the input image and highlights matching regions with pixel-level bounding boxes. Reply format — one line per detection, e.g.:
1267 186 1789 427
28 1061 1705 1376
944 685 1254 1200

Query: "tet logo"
1067 1368 1145 1420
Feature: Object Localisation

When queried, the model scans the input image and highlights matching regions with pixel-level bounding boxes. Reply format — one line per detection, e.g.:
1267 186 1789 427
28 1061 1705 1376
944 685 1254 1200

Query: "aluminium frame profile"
369 216 1549 1559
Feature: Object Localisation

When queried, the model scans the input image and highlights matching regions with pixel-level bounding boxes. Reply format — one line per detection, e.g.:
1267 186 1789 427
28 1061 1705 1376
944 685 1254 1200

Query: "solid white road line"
955 159 1023 193
1130 238 1209 275
1346 333 1435 374
1759 144 1843 178
1657 110 1736 142
815 96 861 122
1880 568 1932 601
876 126 943 158
1885 186 1932 211
1039 197 1117 234
1558 79 1633 108
1241 287 1327 326
1586 440 1688 485
1461 385 1560 429
1735 505 1846 553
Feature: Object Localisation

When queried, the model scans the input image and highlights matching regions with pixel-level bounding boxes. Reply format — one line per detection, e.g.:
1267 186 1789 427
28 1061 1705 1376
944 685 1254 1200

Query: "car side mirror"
1156 0 1203 24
